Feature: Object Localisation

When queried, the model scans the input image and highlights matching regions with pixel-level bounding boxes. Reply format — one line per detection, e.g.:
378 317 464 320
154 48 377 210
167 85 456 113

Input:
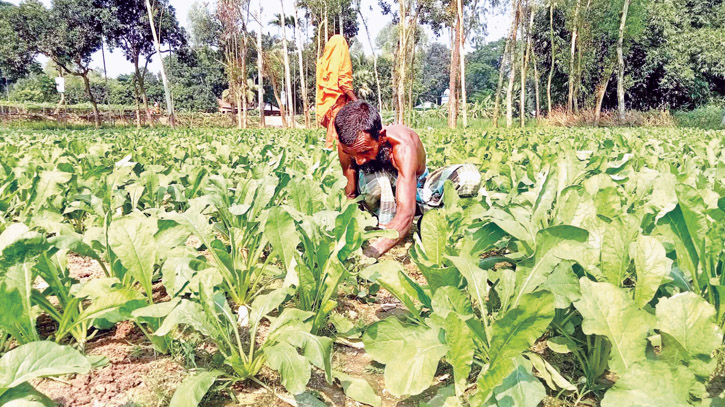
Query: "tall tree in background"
447 0 459 127
519 3 532 127
279 0 294 126
14 0 109 127
456 0 467 127
0 2 39 83
145 0 176 127
107 0 185 126
218 0 251 129
355 0 383 111
546 0 555 115
505 0 521 127
256 0 264 127
616 0 631 120
492 2 516 126
566 0 581 112
294 4 310 127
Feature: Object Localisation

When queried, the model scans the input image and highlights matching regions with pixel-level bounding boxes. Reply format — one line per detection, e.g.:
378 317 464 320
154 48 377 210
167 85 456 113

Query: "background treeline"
1 0 724 128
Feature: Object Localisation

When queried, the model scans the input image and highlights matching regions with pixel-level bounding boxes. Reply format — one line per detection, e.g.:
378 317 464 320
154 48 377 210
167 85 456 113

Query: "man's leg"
358 170 397 226
418 164 482 209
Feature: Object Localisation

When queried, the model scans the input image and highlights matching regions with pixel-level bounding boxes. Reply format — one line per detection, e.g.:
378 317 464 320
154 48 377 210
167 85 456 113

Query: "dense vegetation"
1 0 724 125
2 126 725 406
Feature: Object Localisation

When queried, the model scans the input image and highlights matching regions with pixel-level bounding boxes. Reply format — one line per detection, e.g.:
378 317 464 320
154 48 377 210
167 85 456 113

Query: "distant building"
441 89 450 105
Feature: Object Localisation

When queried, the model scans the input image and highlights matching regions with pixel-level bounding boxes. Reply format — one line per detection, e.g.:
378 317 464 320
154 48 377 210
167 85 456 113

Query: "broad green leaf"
599 215 638 285
264 342 310 395
574 278 654 374
525 352 575 392
155 299 217 339
108 214 157 299
420 210 448 264
512 225 589 309
540 261 580 309
0 383 54 407
278 330 333 383
168 370 223 407
474 291 555 403
32 170 72 209
447 255 489 316
656 292 722 360
249 288 290 328
491 356 546 407
363 318 447 397
264 207 300 285
444 312 474 398
601 360 694 407
632 236 672 307
0 342 91 392
333 371 381 407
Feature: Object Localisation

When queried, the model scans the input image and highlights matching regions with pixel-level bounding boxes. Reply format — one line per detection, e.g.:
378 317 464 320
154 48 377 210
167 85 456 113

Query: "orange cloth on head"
316 35 353 147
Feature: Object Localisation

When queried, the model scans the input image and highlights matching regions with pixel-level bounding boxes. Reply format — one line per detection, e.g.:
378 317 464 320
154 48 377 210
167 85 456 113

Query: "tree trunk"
448 8 460 128
617 0 631 120
547 1 554 116
257 0 265 127
594 68 614 124
280 0 294 127
132 74 141 128
457 0 467 127
520 5 533 127
407 21 416 124
493 3 517 127
567 0 581 113
358 7 383 111
533 46 541 118
145 0 175 128
273 88 287 127
339 12 343 35
324 3 328 41
80 72 100 128
397 0 407 124
506 0 521 128
134 57 153 125
294 6 310 128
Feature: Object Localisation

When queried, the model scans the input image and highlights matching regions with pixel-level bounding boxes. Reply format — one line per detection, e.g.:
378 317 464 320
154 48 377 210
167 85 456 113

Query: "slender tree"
567 0 581 112
456 0 467 127
493 3 517 127
447 3 460 128
505 0 522 127
546 0 555 115
106 0 185 126
294 4 310 127
280 0 294 127
616 0 631 120
145 0 175 127
520 4 533 127
356 0 383 111
256 0 265 127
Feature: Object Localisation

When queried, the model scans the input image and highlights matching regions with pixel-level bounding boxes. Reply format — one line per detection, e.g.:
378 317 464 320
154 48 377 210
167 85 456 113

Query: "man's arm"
338 144 358 199
367 146 417 257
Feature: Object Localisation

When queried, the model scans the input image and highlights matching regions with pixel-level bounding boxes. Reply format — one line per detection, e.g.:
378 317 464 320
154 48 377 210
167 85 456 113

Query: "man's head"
335 100 386 166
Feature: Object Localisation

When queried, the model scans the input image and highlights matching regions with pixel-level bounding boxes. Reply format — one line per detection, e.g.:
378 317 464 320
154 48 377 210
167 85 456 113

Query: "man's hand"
363 244 382 259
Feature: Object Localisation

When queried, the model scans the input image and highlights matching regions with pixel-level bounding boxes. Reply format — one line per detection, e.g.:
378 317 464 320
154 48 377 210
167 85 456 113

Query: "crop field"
2 125 725 407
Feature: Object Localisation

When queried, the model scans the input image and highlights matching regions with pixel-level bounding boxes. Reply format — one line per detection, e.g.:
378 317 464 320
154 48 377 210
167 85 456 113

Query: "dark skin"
338 124 426 258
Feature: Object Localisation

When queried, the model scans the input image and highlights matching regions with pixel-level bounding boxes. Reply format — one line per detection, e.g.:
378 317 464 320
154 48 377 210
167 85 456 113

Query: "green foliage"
3 125 725 406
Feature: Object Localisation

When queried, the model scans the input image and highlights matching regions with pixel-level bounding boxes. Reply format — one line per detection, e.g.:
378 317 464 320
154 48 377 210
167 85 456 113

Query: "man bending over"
335 100 481 258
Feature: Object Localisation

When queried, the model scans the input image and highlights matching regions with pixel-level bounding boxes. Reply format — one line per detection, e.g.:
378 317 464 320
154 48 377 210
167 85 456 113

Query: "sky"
8 0 511 79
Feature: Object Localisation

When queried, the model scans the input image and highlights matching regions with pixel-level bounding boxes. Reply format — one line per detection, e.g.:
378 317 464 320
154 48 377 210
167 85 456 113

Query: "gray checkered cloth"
358 164 482 226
